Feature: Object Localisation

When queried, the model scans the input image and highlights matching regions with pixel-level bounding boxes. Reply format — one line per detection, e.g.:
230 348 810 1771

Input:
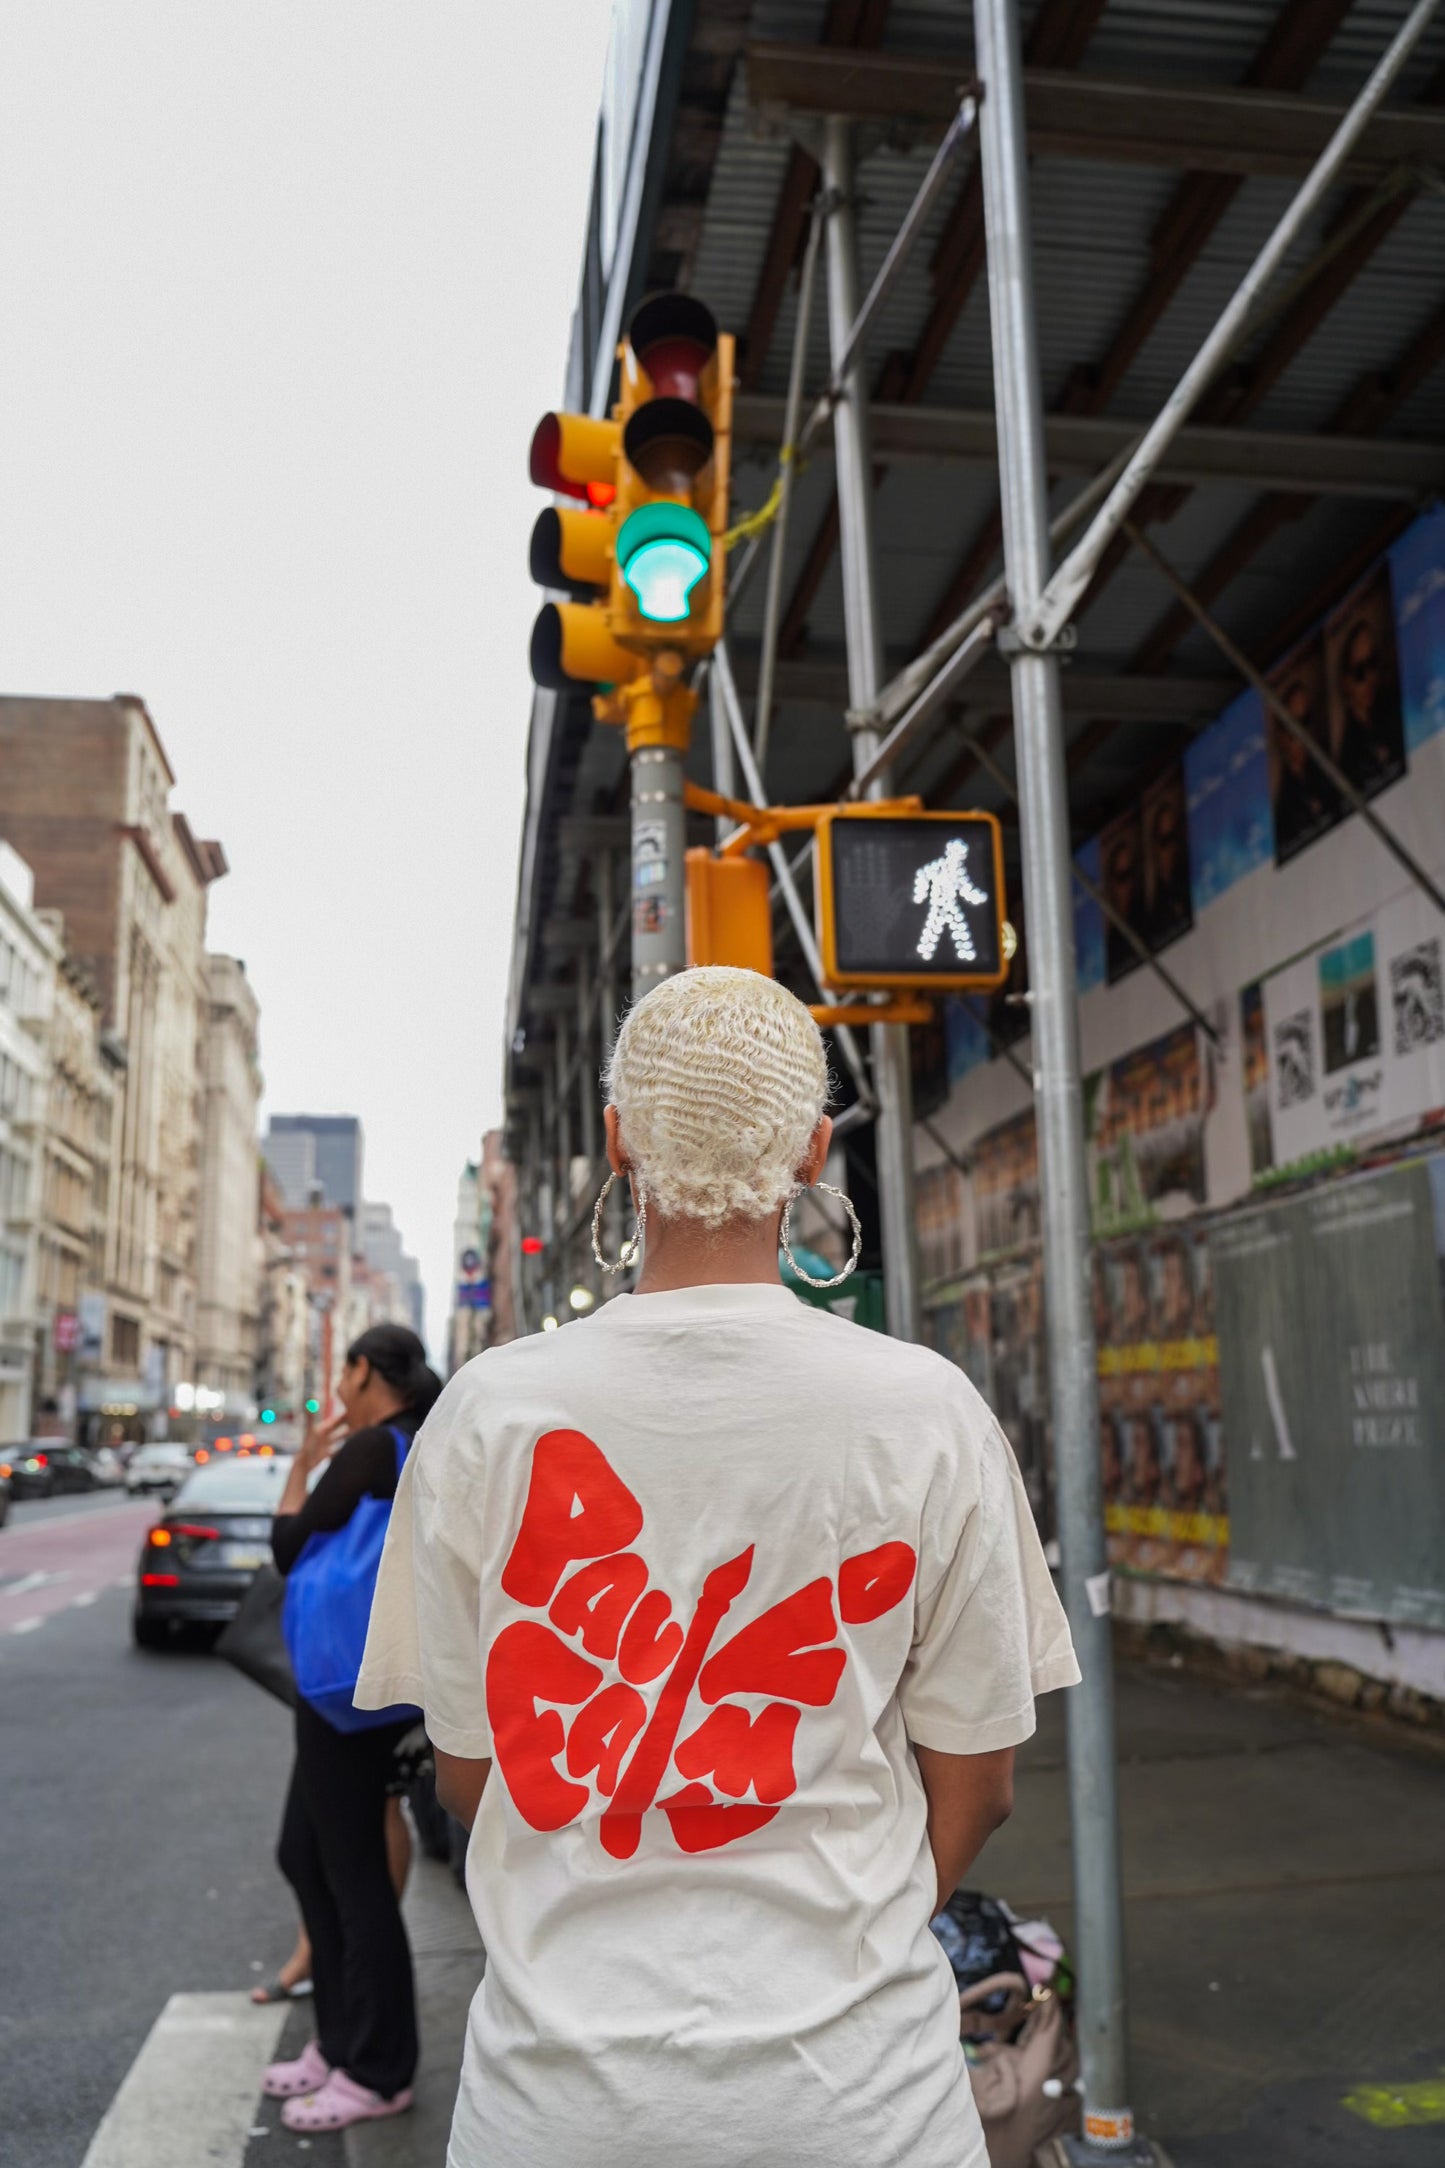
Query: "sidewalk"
349 1850 484 2168
285 1661 1444 2167
990 1658 1445 2165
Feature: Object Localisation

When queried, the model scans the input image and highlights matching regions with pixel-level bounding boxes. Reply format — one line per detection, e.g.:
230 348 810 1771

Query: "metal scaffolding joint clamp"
996 620 1077 658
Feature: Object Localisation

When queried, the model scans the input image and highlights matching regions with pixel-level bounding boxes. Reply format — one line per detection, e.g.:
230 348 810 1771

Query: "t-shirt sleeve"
899 1411 1080 1755
355 1375 492 1758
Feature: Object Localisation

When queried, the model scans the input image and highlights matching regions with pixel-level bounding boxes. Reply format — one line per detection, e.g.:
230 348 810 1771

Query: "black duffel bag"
216 1563 296 1708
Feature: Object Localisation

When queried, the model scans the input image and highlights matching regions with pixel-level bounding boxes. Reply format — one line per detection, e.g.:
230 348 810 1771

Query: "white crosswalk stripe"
80 1992 287 2168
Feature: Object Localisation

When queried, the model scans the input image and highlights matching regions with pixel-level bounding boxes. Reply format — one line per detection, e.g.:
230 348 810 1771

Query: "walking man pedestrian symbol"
912 837 987 963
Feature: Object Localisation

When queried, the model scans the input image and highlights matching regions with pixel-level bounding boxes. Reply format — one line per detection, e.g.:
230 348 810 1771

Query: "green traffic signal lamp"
617 502 712 623
305 1397 320 1415
260 1408 276 1424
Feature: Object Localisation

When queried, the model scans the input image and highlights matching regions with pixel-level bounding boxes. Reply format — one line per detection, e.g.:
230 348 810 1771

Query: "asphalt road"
0 1495 301 2168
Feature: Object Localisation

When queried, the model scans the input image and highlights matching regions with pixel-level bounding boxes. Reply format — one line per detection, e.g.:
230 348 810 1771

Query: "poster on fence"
1084 1021 1213 1235
1263 884 1445 1169
1214 1155 1445 1627
1095 1227 1226 1584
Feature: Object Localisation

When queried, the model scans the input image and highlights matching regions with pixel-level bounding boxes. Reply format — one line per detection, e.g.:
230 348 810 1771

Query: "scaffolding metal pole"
803 93 979 447
975 0 1135 2156
1031 0 1442 648
822 114 921 1344
755 197 826 775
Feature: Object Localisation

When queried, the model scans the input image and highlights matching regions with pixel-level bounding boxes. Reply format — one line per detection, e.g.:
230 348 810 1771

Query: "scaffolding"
505 2 1445 2151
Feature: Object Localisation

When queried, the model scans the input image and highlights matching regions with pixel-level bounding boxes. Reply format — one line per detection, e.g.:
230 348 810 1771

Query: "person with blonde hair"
358 964 1078 2168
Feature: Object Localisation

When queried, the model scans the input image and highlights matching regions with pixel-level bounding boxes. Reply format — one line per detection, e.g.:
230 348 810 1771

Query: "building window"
111 1313 140 1367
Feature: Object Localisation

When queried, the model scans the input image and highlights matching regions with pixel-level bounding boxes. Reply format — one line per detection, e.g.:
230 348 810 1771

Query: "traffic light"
304 1397 320 1415
815 809 1008 993
527 409 635 695
526 292 734 718
611 293 732 658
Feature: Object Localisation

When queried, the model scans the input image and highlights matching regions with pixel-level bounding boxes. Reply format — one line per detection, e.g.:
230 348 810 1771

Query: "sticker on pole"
815 809 1008 992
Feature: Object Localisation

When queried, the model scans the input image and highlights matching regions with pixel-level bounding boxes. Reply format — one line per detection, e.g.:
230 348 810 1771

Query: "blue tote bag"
282 1425 421 1733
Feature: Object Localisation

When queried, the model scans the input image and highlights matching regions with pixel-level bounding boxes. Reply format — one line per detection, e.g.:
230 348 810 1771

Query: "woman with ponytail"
261 1323 442 2133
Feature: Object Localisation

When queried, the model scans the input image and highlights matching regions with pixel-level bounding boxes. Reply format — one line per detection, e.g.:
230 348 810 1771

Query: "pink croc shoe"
281 2068 414 2131
261 2038 331 2099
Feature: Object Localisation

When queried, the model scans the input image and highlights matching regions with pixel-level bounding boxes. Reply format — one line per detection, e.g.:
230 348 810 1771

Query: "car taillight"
169 1523 221 1541
194 1448 210 1464
0 1463 10 1479
34 1453 48 1467
142 1573 180 1587
148 1527 172 1547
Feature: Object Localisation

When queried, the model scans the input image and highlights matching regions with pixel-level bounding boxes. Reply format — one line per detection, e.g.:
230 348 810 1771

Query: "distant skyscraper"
262 1126 315 1208
360 1200 425 1343
268 1114 364 1212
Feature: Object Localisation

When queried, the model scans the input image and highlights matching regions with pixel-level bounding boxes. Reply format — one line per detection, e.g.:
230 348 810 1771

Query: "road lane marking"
73 1590 101 1607
1 1570 67 1598
10 1616 44 1634
80 1991 287 2168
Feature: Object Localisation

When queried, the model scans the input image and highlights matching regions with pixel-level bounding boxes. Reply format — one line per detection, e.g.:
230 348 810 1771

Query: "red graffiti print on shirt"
486 1428 917 1857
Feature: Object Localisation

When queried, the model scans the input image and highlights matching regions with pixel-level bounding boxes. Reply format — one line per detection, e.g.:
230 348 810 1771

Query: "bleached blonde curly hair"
605 966 830 1228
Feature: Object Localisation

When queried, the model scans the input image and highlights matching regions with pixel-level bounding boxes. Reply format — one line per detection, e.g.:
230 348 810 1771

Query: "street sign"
815 808 1008 992
460 1247 482 1276
457 1280 492 1311
53 1311 80 1353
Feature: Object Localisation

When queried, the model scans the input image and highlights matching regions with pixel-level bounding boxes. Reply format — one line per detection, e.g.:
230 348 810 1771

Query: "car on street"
0 1443 67 1499
87 1446 126 1487
132 1453 293 1647
124 1443 194 1499
37 1443 98 1492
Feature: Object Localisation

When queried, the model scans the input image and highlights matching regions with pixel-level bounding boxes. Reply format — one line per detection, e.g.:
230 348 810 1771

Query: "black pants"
278 1700 418 2097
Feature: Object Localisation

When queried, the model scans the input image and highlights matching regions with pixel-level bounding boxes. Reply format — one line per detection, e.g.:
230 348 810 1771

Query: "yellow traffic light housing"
612 293 733 661
526 294 733 743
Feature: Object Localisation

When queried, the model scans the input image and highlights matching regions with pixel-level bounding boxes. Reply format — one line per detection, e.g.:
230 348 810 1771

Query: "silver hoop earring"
591 1170 645 1275
780 1180 862 1289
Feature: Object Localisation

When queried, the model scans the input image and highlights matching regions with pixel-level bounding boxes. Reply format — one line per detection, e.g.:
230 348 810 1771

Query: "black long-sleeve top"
272 1407 421 1575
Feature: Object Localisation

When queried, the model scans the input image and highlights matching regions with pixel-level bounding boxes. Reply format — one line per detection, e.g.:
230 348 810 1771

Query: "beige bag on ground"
961 1971 1081 2168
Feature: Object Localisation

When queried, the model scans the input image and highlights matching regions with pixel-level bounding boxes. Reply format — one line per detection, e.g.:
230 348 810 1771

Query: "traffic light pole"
821 115 921 1346
973 2 1142 2158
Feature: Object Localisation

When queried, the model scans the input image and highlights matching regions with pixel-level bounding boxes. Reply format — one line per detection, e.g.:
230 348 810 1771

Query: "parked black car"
132 1454 293 1649
0 1465 11 1527
0 1443 68 1500
39 1444 96 1493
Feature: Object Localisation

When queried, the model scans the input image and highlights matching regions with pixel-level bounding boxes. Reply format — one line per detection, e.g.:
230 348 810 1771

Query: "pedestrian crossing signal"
814 809 1008 992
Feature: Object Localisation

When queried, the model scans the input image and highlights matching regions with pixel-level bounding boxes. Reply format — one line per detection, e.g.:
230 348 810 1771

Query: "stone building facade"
31 917 116 1422
0 697 227 1421
195 955 262 1414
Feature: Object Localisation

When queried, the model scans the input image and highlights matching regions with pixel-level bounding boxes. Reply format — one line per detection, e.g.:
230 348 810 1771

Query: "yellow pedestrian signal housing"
815 808 1008 992
526 291 734 703
685 849 774 976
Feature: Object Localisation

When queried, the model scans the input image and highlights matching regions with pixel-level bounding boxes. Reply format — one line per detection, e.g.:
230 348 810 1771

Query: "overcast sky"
0 1 615 1358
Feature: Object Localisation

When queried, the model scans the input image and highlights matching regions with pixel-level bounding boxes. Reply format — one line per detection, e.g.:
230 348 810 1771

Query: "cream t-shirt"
357 1282 1079 2168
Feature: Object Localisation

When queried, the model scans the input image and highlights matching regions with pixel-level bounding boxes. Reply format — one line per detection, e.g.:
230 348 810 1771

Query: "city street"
6 1486 1442 2167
